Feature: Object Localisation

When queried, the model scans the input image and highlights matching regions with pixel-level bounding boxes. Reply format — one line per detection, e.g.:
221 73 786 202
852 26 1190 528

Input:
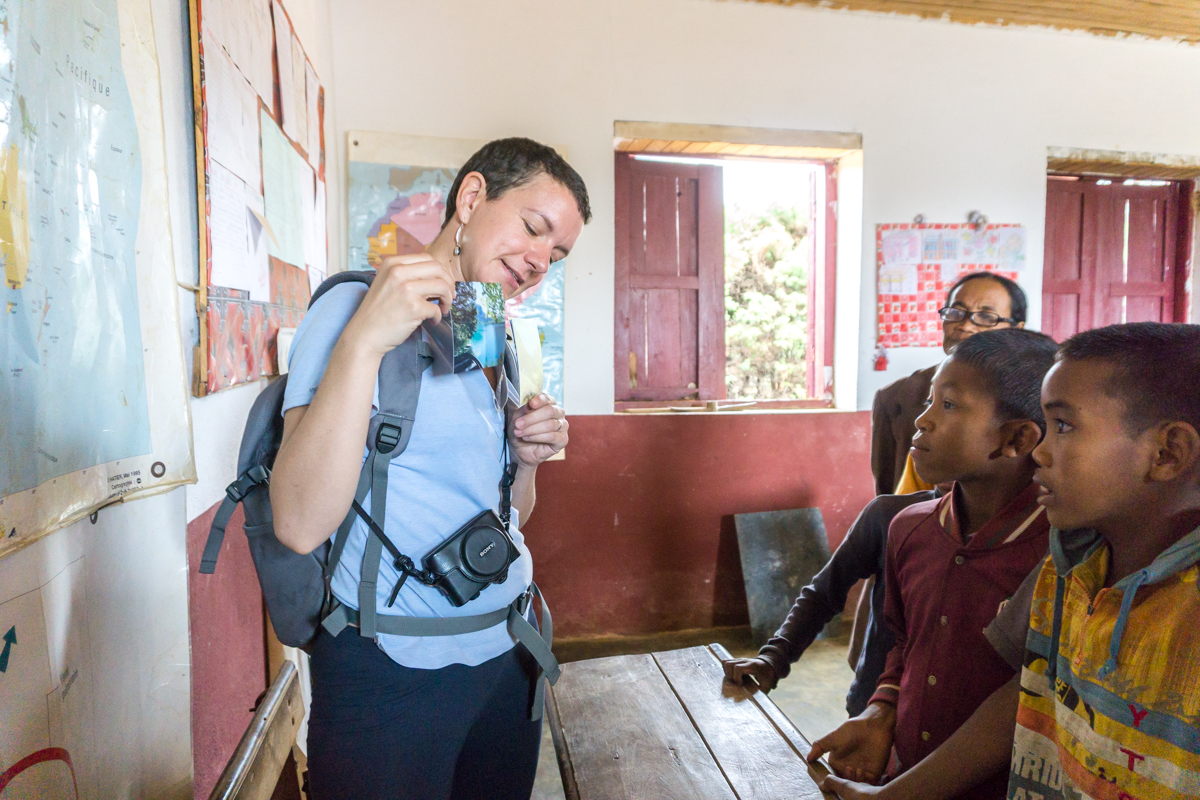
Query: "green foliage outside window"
724 204 810 400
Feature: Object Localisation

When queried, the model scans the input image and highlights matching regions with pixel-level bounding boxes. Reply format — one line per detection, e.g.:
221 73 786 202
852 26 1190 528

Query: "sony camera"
422 509 519 607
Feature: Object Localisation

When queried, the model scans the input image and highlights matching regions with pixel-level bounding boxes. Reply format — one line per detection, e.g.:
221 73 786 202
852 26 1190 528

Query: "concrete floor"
532 632 855 799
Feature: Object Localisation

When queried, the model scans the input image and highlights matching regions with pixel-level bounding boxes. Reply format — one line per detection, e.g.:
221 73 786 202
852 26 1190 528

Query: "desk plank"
653 645 828 800
548 653 737 800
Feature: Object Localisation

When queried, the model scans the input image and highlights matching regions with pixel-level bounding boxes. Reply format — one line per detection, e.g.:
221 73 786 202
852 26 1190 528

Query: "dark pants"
307 628 543 800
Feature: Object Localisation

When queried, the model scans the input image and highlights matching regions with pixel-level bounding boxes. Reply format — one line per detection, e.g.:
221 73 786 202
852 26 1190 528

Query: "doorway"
1042 176 1193 341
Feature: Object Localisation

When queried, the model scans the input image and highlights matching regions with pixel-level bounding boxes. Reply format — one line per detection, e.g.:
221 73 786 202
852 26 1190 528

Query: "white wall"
329 0 1200 413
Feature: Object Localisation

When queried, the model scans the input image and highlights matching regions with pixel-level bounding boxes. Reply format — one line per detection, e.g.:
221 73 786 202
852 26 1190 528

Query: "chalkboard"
734 508 833 648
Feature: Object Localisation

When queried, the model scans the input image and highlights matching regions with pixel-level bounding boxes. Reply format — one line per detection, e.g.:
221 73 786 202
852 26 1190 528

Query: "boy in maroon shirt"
808 329 1058 800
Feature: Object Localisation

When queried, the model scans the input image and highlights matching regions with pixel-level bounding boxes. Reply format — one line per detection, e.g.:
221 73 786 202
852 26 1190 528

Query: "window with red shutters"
614 154 725 402
614 152 840 408
1043 177 1192 341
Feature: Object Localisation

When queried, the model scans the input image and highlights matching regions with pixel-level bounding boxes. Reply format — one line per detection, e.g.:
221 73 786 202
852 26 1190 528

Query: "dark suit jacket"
870 365 936 495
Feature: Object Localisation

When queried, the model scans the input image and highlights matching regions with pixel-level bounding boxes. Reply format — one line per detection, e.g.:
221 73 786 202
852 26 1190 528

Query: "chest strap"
320 583 560 720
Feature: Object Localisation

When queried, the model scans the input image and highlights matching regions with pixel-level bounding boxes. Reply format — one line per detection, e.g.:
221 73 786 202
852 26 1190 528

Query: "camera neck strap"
499 409 517 532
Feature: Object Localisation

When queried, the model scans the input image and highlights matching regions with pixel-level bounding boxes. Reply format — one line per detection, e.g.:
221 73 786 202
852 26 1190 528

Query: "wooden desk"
545 643 835 800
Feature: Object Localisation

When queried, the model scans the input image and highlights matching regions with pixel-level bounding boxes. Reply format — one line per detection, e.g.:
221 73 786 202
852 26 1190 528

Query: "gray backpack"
197 271 559 718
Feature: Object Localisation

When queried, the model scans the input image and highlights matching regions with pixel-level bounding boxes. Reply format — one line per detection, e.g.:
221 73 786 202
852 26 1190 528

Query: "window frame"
613 152 839 411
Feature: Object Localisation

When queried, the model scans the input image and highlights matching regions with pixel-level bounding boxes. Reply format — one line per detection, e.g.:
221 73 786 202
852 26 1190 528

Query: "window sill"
614 398 835 414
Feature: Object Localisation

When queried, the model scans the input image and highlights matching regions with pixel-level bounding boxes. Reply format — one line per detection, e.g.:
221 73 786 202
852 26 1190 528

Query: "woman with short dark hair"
271 138 590 799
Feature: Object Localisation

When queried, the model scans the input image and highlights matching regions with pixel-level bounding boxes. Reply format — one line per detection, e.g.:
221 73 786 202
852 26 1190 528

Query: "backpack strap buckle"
225 464 271 503
515 586 534 617
375 422 403 454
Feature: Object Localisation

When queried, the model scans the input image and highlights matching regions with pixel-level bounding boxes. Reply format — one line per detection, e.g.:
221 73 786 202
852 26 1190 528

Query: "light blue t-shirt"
282 282 533 669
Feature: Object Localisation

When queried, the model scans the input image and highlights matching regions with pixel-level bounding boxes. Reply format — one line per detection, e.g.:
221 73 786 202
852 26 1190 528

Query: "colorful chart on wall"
191 0 327 394
875 223 1026 349
0 0 195 560
346 132 566 405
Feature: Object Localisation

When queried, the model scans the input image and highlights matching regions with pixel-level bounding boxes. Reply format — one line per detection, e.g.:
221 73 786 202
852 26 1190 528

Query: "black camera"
422 509 519 607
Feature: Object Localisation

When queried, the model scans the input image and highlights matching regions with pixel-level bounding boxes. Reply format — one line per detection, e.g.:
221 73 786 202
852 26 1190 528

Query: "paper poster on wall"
346 132 568 405
203 0 274 104
875 223 1025 351
194 0 326 394
0 549 98 798
201 27 262 185
0 0 195 558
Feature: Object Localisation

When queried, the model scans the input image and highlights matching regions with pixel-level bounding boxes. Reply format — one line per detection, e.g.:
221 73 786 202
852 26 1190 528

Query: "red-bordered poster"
876 223 1026 349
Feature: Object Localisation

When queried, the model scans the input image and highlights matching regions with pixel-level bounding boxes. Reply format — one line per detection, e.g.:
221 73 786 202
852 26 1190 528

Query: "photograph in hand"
424 281 506 373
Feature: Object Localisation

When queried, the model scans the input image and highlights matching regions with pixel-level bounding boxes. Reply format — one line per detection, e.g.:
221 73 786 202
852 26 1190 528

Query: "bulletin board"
189 0 328 395
346 132 568 406
876 223 1026 350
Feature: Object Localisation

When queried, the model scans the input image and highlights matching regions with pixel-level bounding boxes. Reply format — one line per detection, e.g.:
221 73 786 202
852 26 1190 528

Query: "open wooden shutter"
1043 178 1189 341
614 153 725 402
1101 182 1183 326
1043 179 1095 342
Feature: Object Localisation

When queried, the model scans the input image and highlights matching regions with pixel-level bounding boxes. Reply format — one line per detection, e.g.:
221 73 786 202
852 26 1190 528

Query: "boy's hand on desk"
818 774 891 800
807 702 895 784
721 656 779 692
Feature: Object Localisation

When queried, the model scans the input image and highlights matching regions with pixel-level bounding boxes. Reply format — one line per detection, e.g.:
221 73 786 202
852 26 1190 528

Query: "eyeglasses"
937 307 1017 327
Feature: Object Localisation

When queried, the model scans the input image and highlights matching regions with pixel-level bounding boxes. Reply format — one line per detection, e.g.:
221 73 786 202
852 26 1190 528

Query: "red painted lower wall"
187 503 267 800
521 411 874 637
182 410 873 791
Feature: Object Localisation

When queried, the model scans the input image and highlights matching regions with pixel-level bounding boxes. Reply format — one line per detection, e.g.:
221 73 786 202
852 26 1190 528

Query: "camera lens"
461 525 509 579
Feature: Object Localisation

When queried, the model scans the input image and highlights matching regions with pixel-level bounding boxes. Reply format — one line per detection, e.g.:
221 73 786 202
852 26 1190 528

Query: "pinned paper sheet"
204 0 274 104
202 25 261 185
305 60 320 167
881 228 921 267
309 180 327 275
306 181 327 293
208 160 270 300
277 326 297 373
272 1 297 142
291 35 308 150
261 108 308 267
300 159 317 268
509 318 543 406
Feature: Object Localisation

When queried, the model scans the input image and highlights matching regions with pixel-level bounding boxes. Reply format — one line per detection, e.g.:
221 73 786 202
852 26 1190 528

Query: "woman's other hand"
510 394 568 467
343 254 455 357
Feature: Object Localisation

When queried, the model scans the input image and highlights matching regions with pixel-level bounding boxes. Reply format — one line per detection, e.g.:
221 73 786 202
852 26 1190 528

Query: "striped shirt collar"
939 481 1046 549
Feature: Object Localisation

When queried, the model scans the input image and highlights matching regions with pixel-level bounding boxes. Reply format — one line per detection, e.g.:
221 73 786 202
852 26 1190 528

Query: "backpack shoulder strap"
309 269 375 308
198 374 290 574
356 331 432 637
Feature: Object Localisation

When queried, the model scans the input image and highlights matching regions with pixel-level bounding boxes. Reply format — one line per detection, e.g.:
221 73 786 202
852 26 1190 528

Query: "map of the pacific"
0 0 152 495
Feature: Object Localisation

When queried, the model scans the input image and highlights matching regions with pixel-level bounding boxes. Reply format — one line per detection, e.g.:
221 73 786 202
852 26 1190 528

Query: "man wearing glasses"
870 272 1028 495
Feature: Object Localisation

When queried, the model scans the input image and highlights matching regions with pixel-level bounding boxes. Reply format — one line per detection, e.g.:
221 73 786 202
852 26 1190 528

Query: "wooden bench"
545 642 835 800
207 660 305 800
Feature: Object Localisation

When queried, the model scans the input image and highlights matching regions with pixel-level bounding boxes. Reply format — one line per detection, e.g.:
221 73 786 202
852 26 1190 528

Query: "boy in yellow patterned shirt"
819 322 1200 800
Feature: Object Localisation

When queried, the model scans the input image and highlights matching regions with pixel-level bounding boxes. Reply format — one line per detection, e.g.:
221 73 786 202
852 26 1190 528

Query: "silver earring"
454 223 463 256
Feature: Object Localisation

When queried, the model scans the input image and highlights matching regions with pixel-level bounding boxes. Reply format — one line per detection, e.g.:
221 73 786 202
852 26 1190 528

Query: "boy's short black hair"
946 272 1028 324
443 137 592 228
948 328 1059 433
1057 322 1200 435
